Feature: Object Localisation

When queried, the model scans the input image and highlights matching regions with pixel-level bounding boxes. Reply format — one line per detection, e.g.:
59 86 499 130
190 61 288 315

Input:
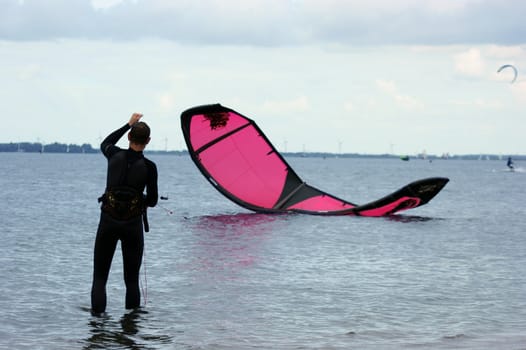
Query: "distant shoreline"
1 141 524 161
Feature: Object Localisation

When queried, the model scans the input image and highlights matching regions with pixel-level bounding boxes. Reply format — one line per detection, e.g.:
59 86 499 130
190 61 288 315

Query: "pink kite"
181 104 448 217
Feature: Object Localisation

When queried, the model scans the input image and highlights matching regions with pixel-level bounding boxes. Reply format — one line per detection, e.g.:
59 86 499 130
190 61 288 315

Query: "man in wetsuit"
91 113 158 316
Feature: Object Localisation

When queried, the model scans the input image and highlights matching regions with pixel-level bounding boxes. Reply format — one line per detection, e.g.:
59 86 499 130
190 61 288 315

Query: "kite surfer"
507 156 514 170
91 113 158 316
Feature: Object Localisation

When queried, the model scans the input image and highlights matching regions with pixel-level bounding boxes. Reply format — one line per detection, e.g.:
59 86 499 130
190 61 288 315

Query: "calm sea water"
1 152 525 350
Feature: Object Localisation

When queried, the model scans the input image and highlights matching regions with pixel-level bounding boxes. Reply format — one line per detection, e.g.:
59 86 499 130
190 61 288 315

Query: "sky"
1 0 525 155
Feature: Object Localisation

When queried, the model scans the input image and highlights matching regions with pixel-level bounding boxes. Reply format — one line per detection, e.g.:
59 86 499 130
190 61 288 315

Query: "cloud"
0 0 96 40
91 0 124 10
1 0 526 45
17 63 42 80
262 96 310 113
453 48 487 78
158 92 176 112
343 101 354 113
486 45 524 59
376 80 423 110
511 81 526 104
452 45 526 83
451 98 503 109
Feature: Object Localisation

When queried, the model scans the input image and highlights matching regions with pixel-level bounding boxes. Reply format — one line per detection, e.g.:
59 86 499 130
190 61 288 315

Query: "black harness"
99 186 144 220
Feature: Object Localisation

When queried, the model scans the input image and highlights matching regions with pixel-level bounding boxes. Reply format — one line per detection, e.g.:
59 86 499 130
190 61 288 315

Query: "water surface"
1 153 525 349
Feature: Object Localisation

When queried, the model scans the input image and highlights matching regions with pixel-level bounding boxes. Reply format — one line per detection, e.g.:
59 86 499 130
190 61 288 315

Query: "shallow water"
1 153 525 349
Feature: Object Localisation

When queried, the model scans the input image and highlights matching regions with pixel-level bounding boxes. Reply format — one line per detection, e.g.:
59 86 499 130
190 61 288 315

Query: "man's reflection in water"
83 309 172 349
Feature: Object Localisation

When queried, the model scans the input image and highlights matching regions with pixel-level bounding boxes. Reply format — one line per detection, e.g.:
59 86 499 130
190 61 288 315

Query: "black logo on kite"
204 112 230 130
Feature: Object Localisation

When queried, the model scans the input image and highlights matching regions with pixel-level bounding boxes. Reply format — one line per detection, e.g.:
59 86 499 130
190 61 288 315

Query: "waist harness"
99 186 144 220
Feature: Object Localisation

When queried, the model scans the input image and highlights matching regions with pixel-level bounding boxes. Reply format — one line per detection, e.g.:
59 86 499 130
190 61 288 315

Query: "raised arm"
100 113 143 157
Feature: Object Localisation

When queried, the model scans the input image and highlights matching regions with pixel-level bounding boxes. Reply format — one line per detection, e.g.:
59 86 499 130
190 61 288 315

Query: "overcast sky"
1 0 525 155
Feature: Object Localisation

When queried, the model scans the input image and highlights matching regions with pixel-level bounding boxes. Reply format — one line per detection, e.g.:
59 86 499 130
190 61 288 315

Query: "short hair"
129 122 150 145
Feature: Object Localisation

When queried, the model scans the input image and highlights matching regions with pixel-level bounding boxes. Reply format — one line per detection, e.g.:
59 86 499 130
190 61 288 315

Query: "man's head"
128 122 151 146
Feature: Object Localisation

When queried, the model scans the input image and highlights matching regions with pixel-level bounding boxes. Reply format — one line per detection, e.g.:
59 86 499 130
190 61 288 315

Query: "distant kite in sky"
497 64 518 83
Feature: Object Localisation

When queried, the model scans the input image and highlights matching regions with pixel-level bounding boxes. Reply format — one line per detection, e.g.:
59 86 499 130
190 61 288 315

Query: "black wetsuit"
91 124 158 314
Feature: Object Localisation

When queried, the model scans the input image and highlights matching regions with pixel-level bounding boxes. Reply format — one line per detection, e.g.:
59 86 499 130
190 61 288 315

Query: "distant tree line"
1 142 523 160
0 142 97 153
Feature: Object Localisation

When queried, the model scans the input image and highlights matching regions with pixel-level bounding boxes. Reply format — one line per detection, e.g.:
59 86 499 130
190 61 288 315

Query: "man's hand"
128 113 143 126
